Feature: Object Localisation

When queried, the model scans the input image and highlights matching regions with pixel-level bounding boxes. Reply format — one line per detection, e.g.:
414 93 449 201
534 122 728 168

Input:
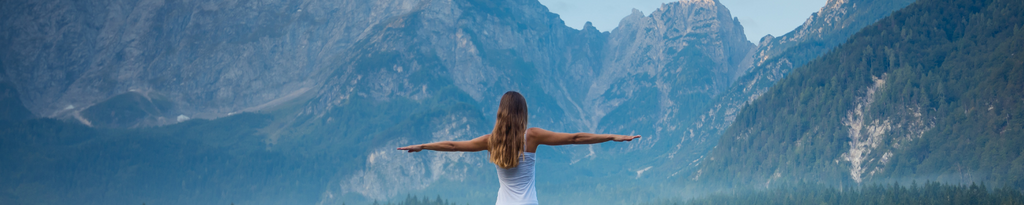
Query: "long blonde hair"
489 91 528 169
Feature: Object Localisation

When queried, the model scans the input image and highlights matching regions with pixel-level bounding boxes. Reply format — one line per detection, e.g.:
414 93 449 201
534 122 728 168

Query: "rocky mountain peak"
582 21 597 31
582 0 752 154
673 0 721 7
631 8 644 16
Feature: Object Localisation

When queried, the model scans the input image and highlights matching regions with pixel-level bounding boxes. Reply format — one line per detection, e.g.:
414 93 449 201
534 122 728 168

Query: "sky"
537 0 828 43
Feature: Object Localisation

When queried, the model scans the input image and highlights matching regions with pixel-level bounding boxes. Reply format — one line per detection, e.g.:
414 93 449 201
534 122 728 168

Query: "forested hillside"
662 0 914 176
697 0 1024 189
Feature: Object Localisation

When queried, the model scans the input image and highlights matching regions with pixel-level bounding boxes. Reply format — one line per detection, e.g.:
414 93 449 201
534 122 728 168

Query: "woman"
397 91 640 205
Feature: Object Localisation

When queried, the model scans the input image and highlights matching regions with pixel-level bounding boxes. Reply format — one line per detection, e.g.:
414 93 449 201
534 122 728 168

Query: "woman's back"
495 151 537 205
396 91 640 205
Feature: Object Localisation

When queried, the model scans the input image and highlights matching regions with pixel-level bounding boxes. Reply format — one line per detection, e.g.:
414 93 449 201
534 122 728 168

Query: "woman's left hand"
613 135 641 142
397 145 423 153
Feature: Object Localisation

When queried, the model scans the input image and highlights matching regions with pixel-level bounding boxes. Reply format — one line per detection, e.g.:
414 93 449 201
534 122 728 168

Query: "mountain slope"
0 0 434 126
656 0 915 178
697 0 1024 188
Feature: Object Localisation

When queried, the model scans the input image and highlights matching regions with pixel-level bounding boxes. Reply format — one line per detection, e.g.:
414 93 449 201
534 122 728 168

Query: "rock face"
576 0 756 183
592 0 753 147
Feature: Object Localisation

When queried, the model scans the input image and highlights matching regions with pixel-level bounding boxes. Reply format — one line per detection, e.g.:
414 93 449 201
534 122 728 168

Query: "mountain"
697 0 1024 189
1 0 451 127
277 0 760 203
0 0 932 204
652 0 916 179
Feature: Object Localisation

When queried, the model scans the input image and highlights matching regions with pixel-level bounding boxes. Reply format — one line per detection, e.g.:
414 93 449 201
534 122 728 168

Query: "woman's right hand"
613 135 641 142
397 145 423 153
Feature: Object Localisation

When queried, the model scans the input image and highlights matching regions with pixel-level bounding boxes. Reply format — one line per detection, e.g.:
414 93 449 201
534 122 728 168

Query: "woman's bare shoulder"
526 127 558 142
525 128 544 152
526 127 544 137
476 134 491 143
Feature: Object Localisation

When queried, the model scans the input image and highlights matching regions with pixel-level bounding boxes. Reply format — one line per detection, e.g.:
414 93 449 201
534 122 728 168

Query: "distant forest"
355 195 462 205
338 182 1024 205
653 182 1024 205
139 195 462 205
191 183 1024 205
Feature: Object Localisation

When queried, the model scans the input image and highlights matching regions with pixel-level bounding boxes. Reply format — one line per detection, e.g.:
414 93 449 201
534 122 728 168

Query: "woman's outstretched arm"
527 127 640 146
397 134 489 152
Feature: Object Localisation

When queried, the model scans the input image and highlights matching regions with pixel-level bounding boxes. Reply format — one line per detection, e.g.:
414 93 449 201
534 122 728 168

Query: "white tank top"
495 149 538 204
